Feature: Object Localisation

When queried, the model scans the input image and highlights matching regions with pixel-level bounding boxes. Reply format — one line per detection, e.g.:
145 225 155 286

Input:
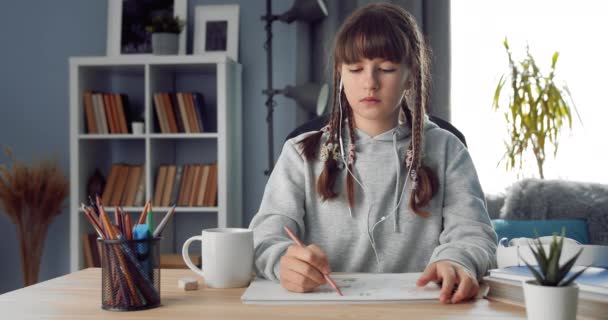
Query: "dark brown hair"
298 3 438 217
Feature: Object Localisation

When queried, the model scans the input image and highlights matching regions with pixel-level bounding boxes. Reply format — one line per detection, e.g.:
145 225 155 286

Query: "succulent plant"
522 228 587 287
146 15 185 34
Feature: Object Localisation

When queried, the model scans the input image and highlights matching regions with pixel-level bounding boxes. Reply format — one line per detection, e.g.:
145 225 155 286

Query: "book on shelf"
153 165 168 206
162 165 177 207
152 91 207 134
82 232 101 268
170 93 185 133
192 92 206 132
110 165 129 206
101 164 120 205
196 165 210 206
184 92 200 133
170 165 183 206
100 163 145 207
82 91 132 134
176 93 191 133
189 165 202 207
483 266 608 319
83 91 97 134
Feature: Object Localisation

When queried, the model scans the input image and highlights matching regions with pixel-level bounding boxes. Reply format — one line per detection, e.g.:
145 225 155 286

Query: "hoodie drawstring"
392 131 401 233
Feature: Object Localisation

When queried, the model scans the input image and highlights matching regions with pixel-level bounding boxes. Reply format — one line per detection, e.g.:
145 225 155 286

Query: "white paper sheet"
241 273 443 304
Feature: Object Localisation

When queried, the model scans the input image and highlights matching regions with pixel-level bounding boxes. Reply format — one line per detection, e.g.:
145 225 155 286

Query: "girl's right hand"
279 244 331 293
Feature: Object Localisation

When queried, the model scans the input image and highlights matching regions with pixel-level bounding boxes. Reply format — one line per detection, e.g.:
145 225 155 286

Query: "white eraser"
178 277 199 291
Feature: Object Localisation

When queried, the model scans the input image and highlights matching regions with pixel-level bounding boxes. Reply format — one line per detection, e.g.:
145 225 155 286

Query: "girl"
249 3 497 304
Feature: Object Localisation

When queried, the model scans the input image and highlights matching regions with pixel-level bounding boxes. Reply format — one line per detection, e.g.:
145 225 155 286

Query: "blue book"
489 266 608 295
191 92 206 132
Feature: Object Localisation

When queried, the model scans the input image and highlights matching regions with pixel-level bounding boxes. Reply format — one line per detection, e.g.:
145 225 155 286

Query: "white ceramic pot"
523 280 578 320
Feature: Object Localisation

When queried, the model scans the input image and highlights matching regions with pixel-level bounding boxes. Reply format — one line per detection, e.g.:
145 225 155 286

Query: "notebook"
241 272 487 304
489 266 608 295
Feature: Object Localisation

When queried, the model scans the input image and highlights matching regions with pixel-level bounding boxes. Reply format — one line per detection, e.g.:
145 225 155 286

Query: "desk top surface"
0 268 526 319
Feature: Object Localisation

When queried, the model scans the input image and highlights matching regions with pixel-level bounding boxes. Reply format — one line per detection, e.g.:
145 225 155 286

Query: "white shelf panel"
149 133 218 139
78 134 146 140
70 55 233 67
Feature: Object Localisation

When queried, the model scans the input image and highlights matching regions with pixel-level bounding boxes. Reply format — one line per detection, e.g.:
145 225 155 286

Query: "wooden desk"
0 268 526 319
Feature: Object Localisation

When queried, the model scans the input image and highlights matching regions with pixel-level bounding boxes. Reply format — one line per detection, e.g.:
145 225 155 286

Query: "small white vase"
151 33 179 55
523 280 578 320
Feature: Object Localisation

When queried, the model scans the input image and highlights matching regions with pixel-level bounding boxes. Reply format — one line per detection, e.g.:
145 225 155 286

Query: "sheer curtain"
451 0 608 194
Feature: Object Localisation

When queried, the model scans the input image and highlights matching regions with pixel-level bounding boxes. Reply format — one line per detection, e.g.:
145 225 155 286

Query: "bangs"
335 9 411 65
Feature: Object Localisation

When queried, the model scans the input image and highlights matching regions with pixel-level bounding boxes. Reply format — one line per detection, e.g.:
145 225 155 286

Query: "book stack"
484 266 608 319
83 91 132 134
101 164 146 207
153 163 218 207
153 92 206 133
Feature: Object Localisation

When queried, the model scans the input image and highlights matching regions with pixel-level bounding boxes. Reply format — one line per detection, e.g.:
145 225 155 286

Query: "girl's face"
340 58 410 130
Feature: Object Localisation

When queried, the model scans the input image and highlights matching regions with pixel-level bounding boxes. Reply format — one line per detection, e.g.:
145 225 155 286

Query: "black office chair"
285 114 467 147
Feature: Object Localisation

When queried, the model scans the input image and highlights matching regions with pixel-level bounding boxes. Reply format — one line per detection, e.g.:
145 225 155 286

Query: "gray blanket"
499 178 608 245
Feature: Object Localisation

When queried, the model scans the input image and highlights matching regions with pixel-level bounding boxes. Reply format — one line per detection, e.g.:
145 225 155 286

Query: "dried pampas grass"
0 146 68 286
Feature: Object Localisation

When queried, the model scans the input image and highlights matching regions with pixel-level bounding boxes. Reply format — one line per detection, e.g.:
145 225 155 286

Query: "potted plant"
521 229 586 320
146 15 185 55
492 38 580 179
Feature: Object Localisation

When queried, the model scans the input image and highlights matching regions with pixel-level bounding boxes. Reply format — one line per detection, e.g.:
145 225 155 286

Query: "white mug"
182 228 254 288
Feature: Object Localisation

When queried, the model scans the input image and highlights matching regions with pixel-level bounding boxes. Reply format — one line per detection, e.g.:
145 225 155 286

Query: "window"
451 0 608 194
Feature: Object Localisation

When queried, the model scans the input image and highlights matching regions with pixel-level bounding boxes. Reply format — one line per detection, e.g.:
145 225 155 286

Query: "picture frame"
106 0 187 56
193 5 240 62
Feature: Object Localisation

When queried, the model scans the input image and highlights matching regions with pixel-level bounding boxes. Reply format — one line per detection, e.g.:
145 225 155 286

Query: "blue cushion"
491 219 590 244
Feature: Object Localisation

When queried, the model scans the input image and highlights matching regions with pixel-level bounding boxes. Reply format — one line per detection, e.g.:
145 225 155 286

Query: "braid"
345 100 357 208
406 32 438 217
315 73 343 201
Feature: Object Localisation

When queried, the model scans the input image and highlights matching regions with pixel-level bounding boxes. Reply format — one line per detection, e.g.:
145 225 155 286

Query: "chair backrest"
285 114 468 147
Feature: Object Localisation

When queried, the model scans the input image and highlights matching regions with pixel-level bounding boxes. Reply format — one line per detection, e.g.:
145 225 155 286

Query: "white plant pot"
151 33 179 55
523 280 578 320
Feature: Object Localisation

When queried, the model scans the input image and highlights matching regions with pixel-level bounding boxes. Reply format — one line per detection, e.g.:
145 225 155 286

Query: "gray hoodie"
249 117 497 280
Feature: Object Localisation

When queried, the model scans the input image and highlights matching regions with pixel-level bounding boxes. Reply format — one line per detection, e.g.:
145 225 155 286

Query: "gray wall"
0 0 298 294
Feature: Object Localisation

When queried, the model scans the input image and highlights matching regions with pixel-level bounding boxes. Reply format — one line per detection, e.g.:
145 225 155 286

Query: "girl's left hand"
416 260 479 304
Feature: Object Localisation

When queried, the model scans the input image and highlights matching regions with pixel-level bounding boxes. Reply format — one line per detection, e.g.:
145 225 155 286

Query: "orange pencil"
283 226 343 296
125 214 133 240
137 201 150 225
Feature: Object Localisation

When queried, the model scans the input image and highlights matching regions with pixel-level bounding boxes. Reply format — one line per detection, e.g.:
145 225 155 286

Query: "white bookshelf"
68 55 242 272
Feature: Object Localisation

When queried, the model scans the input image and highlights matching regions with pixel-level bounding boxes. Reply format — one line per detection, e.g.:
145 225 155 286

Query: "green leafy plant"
146 15 185 34
492 38 580 179
521 228 586 287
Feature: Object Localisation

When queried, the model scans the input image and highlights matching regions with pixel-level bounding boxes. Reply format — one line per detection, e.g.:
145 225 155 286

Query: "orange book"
176 93 191 133
123 165 142 206
185 93 200 133
196 165 210 206
162 165 176 206
101 164 119 206
111 165 130 206
162 93 178 133
189 165 202 206
103 93 117 134
177 165 190 206
83 91 97 134
153 166 167 207
206 163 219 207
153 93 168 133
114 94 129 133
182 165 196 207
